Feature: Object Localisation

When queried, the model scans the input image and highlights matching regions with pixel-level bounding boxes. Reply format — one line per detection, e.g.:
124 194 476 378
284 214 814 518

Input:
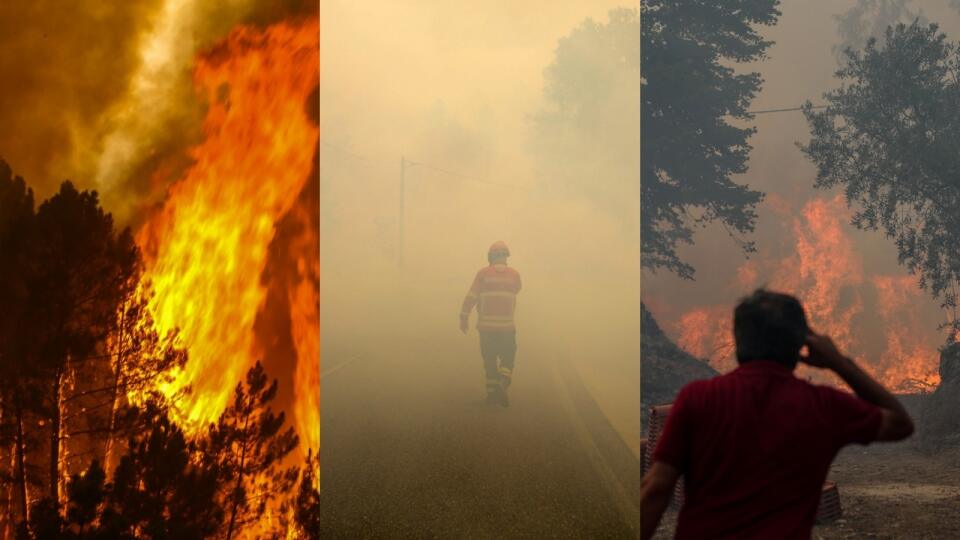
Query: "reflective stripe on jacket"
460 263 521 331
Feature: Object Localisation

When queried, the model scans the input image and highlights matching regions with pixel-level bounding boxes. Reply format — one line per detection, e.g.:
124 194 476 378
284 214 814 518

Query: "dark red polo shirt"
652 360 882 539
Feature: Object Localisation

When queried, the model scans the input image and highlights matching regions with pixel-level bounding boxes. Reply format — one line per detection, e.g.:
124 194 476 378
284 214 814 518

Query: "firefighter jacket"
460 263 522 332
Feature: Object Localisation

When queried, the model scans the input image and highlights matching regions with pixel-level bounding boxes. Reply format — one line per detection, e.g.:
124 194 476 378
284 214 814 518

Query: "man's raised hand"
801 331 845 369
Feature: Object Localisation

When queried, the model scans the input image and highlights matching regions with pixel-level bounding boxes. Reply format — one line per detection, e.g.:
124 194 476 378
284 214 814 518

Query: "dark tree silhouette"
0 161 37 526
641 0 780 279
0 165 312 538
202 362 299 539
64 283 187 475
32 403 223 539
64 460 106 535
803 21 960 338
292 452 319 540
24 181 139 507
102 406 223 539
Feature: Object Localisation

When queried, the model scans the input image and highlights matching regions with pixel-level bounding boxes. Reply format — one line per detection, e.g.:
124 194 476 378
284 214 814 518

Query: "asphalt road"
319 338 641 539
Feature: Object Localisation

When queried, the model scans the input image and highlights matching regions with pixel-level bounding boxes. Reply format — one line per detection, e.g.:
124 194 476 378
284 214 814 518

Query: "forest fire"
672 195 941 392
135 15 319 453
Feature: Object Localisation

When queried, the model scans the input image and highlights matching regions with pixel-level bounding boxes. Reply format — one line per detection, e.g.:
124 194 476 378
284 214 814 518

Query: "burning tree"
803 21 960 340
26 181 140 508
201 362 299 540
289 451 319 540
0 162 315 538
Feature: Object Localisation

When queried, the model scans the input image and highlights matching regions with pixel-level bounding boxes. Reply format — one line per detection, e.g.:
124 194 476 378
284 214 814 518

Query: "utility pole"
399 155 406 267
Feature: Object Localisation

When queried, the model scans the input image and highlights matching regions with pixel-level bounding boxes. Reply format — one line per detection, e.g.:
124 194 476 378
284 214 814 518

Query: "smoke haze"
642 0 960 390
319 1 641 450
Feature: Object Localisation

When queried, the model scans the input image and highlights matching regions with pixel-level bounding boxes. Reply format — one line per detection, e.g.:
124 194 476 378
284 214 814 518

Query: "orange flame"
676 307 735 373
136 18 319 429
670 195 942 391
870 275 940 391
287 197 320 454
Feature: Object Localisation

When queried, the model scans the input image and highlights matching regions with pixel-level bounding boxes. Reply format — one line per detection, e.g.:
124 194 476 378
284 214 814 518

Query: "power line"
320 139 521 190
320 140 391 166
747 104 827 115
406 159 521 190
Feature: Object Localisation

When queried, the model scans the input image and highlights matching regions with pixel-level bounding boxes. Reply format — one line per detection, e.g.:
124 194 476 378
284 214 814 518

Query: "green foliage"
802 21 960 337
641 0 780 279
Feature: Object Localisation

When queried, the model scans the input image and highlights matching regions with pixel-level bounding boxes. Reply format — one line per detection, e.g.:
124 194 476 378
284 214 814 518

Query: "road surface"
319 337 641 538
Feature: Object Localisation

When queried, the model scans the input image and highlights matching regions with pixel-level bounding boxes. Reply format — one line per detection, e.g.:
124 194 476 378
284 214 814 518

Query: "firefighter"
460 241 522 407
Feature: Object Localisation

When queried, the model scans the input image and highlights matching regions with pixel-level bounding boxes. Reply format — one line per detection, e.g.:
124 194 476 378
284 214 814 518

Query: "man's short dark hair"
734 289 809 367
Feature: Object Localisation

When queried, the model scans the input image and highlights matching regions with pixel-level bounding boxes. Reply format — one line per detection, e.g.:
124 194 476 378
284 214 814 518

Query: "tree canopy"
641 0 780 279
803 21 960 337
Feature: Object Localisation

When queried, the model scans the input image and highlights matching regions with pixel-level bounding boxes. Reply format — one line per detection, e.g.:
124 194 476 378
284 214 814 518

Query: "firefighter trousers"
479 330 516 394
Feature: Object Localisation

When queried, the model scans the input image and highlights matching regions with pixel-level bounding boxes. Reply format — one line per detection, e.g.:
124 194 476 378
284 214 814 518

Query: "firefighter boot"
499 366 513 391
485 377 500 406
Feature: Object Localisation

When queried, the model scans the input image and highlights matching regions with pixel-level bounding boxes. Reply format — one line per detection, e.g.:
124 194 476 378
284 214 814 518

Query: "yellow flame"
137 18 319 427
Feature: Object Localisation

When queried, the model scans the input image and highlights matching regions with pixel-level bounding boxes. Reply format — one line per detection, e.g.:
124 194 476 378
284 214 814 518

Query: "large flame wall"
659 195 942 392
136 17 319 449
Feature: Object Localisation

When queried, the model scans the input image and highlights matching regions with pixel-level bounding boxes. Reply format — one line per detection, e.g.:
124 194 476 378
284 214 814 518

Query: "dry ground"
815 443 960 539
652 442 960 539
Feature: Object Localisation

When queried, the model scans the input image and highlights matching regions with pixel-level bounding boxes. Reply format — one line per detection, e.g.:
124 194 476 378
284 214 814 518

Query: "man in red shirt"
460 241 522 407
641 289 914 539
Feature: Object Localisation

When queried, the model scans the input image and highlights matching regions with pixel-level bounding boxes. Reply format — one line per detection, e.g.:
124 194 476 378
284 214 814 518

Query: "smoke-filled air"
318 1 641 537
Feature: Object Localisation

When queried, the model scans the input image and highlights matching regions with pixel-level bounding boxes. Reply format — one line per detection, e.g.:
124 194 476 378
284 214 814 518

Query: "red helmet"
488 241 510 258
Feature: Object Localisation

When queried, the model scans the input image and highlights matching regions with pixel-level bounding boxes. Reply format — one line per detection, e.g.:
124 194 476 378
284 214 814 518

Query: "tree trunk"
1 406 11 540
225 414 252 540
14 401 27 525
49 368 61 506
224 470 244 540
104 305 127 474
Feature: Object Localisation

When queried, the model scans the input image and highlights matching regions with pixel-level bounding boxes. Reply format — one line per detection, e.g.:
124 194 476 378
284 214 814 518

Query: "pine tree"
203 362 299 540
293 452 319 540
25 181 139 507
